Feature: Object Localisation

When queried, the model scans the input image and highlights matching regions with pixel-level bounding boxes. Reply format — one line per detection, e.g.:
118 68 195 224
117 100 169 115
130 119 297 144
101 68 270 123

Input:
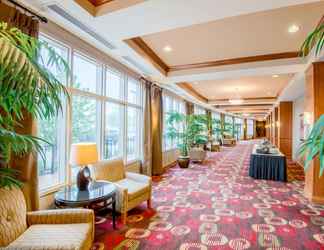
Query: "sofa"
92 159 152 224
0 187 94 250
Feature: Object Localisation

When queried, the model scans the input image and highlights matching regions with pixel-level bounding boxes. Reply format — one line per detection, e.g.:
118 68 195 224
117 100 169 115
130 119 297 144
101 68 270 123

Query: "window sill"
163 148 179 153
39 183 65 198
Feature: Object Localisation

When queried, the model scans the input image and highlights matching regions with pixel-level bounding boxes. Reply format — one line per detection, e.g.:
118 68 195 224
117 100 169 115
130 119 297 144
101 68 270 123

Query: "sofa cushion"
115 179 150 200
7 223 92 250
0 187 27 247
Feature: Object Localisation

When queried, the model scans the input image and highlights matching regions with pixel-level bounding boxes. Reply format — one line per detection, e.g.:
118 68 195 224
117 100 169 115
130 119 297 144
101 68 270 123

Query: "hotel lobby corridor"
94 142 323 250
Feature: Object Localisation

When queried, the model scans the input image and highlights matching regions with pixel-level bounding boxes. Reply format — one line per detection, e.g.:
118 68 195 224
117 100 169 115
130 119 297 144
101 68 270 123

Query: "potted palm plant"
298 23 324 175
166 112 208 168
0 22 69 188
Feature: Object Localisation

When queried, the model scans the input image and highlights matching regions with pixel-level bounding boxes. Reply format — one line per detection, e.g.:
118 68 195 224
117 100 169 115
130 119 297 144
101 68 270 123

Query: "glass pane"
106 69 123 100
71 95 97 143
38 36 68 190
127 107 141 161
72 53 97 93
39 37 68 84
38 116 64 190
104 102 124 159
128 78 141 105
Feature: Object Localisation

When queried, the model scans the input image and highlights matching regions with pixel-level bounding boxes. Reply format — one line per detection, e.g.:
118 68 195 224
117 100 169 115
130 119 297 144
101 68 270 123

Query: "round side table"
55 181 117 229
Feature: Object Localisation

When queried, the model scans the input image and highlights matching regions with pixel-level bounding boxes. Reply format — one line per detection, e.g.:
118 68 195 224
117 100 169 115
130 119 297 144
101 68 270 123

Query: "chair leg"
121 212 127 224
147 198 152 209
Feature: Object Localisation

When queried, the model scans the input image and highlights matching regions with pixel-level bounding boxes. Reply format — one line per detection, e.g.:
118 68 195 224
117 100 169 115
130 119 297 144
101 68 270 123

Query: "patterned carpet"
94 143 324 250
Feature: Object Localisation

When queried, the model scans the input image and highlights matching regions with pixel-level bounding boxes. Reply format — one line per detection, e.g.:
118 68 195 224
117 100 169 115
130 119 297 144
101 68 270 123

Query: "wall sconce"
304 112 313 125
276 121 280 128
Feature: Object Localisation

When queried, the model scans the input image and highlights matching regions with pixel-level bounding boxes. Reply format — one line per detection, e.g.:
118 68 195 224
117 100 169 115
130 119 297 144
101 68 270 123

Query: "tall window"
212 112 221 139
234 118 243 140
37 35 68 191
37 34 144 192
163 94 185 151
224 115 234 136
247 119 254 138
194 105 206 115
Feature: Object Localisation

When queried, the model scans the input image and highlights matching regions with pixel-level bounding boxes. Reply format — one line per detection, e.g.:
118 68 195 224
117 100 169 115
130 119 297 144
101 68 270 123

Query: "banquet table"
249 145 287 182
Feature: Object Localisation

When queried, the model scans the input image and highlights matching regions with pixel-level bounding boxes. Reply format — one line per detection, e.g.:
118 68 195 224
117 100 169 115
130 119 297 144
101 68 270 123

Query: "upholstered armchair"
221 133 237 146
189 146 207 162
92 159 152 224
0 187 94 250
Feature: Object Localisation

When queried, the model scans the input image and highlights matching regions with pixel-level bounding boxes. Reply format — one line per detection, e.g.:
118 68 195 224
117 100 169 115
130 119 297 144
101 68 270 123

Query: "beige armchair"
0 187 94 250
92 159 152 224
189 146 207 162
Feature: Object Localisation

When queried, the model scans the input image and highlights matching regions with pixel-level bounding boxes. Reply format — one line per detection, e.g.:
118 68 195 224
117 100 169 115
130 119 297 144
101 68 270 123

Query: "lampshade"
70 143 98 166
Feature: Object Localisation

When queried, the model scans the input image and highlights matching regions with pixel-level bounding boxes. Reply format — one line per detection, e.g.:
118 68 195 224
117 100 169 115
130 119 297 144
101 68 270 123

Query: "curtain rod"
7 0 48 23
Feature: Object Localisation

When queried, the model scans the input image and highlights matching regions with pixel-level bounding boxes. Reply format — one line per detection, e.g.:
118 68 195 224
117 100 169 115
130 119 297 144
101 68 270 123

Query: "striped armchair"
0 187 94 250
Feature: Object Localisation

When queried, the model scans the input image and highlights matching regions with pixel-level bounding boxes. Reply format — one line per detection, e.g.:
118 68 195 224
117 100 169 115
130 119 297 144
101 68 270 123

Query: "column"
304 62 324 204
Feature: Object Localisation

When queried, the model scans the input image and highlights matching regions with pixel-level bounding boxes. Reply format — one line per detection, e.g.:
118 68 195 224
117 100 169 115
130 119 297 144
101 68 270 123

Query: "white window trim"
38 33 144 195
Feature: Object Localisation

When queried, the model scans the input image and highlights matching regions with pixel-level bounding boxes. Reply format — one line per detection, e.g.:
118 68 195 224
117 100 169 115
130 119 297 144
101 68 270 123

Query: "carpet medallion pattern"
94 144 324 250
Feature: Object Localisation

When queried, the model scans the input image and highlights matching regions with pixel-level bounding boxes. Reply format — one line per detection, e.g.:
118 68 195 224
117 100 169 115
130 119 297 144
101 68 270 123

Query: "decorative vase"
178 156 190 168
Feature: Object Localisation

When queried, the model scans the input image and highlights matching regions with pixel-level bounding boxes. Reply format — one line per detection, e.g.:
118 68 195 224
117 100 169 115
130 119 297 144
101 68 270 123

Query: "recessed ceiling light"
272 74 279 78
288 24 300 33
163 45 173 52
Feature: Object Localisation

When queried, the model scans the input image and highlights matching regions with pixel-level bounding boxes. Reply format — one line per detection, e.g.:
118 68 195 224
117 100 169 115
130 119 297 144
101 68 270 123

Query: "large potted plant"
298 23 324 176
166 112 208 168
0 22 69 188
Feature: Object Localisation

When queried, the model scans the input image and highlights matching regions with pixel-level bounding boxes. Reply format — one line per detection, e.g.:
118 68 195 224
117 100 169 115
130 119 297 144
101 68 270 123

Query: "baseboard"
163 161 177 170
304 190 324 204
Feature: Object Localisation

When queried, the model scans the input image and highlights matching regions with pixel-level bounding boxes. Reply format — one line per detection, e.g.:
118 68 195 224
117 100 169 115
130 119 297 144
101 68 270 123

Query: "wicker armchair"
0 187 94 250
92 159 152 224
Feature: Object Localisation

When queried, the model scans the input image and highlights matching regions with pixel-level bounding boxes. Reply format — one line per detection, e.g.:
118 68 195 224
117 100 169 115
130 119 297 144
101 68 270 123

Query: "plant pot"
178 156 190 168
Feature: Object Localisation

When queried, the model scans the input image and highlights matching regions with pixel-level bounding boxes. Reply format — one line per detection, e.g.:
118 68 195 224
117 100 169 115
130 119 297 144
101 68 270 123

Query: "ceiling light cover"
288 24 300 33
163 45 173 52
272 74 279 78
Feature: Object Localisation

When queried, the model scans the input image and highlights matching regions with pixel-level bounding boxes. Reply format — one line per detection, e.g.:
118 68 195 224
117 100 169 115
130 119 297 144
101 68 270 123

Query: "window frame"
37 33 144 195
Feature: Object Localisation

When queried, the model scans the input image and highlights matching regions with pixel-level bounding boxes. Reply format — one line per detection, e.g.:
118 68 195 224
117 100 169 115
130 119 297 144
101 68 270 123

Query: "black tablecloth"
249 153 287 182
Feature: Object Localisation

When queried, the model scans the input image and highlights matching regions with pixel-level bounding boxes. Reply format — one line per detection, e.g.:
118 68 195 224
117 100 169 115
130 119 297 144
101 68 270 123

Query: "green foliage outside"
166 112 208 156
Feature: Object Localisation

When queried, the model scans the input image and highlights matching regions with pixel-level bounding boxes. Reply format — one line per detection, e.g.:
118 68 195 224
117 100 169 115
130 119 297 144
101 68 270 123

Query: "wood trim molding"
75 0 146 16
125 38 300 75
88 0 113 7
125 37 169 75
210 96 277 102
176 82 208 103
168 52 299 72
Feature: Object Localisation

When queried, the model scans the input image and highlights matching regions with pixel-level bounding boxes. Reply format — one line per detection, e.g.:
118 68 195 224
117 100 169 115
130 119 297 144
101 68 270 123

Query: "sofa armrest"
126 172 152 185
27 208 94 226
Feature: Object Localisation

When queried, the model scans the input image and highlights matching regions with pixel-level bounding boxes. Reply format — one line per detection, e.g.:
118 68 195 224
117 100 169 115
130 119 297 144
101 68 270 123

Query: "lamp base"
77 166 91 191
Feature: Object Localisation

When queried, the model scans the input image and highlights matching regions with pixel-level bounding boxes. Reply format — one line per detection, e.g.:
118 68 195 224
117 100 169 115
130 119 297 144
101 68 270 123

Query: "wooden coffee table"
55 181 117 229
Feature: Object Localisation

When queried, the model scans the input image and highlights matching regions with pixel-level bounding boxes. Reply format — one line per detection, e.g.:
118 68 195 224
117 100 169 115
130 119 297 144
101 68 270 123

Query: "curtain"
0 1 39 211
142 78 164 176
186 101 194 115
206 110 212 138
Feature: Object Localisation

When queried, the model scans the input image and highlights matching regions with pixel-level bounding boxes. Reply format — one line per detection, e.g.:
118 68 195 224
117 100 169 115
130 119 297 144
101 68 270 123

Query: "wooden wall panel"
274 107 279 146
304 62 324 204
278 101 292 159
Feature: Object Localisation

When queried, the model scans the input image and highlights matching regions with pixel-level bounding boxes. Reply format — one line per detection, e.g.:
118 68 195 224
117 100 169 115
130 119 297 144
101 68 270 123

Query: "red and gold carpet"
93 143 324 250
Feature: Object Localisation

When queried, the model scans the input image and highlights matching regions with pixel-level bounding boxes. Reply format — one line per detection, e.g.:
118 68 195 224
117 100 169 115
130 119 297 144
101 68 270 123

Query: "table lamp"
70 143 98 190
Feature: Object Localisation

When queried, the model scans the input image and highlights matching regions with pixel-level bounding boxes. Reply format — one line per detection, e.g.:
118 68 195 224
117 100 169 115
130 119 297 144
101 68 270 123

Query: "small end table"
55 181 117 229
